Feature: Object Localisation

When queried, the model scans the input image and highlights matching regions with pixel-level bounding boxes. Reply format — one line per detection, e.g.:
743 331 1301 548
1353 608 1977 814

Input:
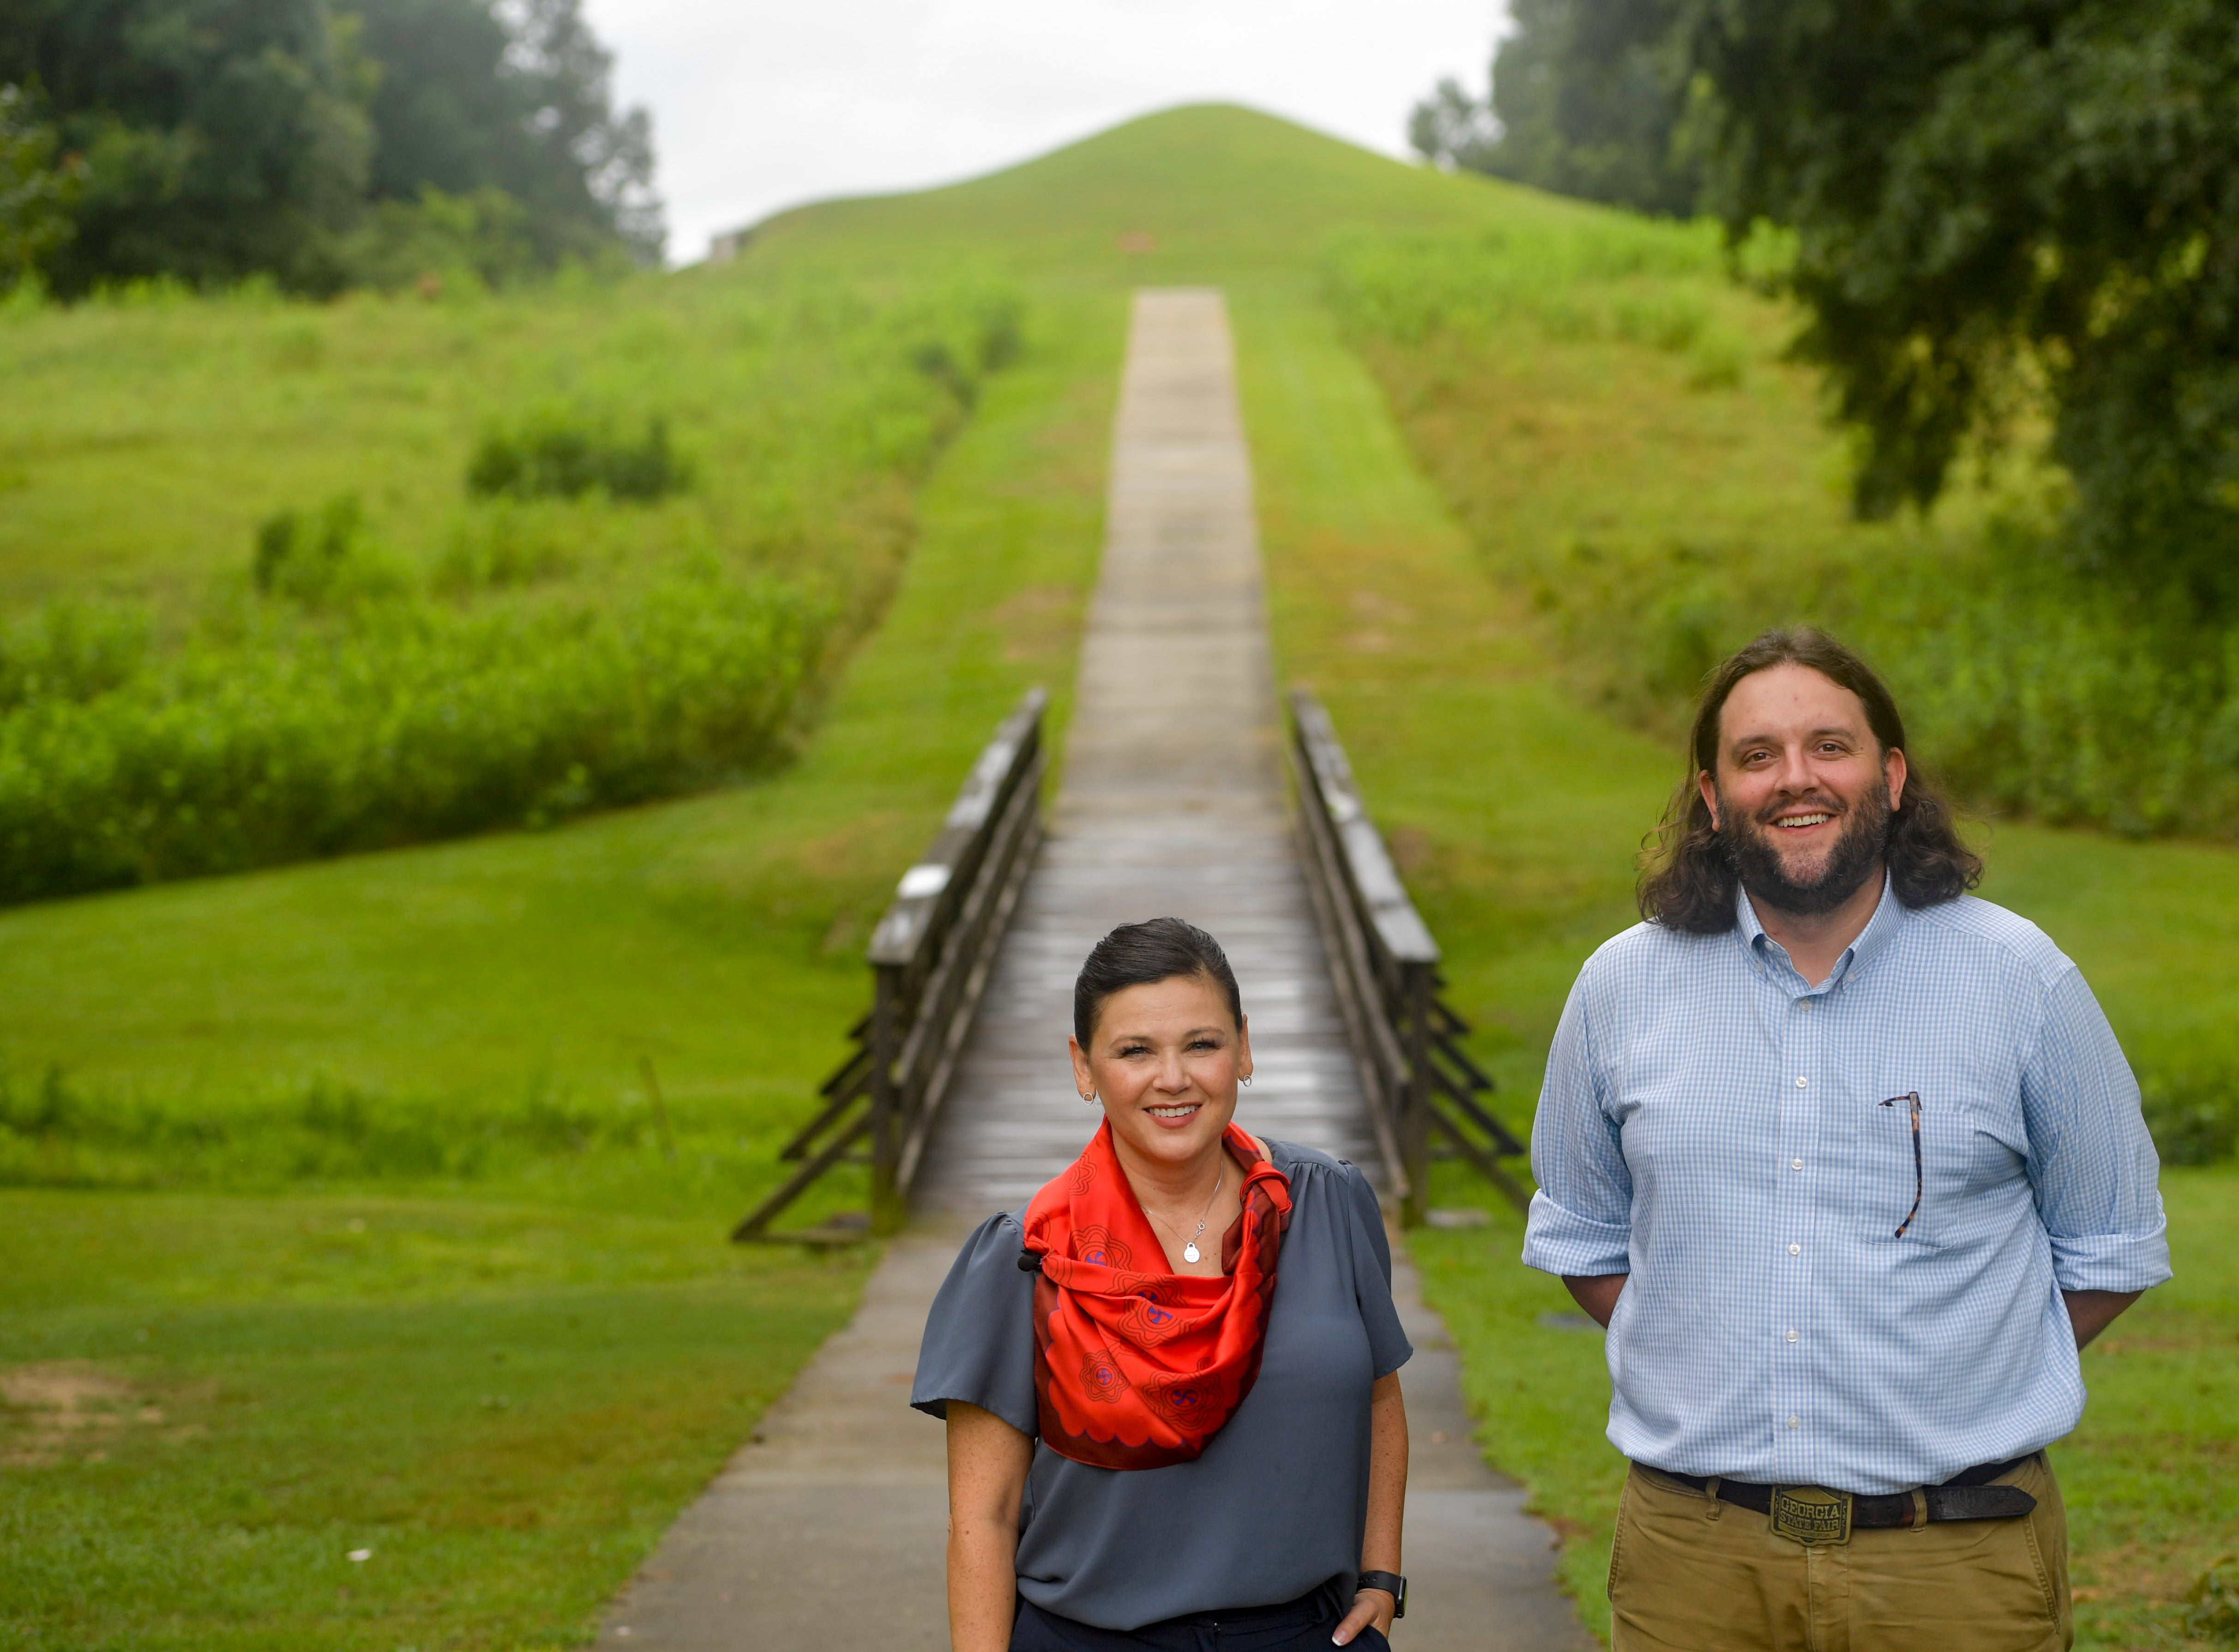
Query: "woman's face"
1069 973 1252 1172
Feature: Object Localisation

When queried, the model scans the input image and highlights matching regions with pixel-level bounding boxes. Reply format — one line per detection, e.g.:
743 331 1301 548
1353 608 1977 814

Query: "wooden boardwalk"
596 291 1588 1652
917 288 1375 1212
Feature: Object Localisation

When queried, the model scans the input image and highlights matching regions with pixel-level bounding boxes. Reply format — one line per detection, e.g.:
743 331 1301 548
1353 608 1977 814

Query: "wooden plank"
913 291 1381 1217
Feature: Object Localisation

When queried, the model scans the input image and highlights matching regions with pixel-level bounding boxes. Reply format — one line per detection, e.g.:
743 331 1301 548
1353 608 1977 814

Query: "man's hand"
2064 1289 2143 1349
1332 1586 1396 1646
1564 1272 1626 1328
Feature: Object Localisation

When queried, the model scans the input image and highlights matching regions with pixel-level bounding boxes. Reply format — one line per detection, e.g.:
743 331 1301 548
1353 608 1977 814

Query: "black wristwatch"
1356 1570 1407 1619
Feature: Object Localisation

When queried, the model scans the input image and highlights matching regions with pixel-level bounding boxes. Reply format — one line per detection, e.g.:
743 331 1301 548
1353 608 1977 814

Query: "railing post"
870 962 905 1234
1396 961 1435 1229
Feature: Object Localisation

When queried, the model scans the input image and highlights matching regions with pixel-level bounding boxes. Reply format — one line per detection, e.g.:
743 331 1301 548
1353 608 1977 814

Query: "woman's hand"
1331 1585 1396 1645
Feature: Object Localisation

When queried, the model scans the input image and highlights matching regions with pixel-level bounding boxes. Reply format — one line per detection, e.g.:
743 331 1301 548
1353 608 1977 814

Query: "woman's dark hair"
1073 917 1243 1048
1638 627 1982 934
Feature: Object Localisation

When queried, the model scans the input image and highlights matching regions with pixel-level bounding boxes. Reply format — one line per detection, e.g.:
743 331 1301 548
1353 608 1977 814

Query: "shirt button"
1795 1076 1809 1088
1788 1415 1801 1429
1788 1242 1801 1256
1791 1158 1805 1171
1787 1329 1799 1343
1799 1000 1812 1013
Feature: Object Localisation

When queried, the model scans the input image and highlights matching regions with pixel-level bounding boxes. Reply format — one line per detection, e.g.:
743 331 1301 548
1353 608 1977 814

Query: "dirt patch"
0 1362 170 1467
992 584 1083 665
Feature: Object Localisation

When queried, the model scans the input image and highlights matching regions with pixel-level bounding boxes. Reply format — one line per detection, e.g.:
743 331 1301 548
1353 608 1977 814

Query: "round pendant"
1182 1242 1201 1264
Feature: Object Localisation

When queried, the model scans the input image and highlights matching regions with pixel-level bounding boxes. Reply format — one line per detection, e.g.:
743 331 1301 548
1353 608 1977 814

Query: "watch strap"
1356 1570 1407 1618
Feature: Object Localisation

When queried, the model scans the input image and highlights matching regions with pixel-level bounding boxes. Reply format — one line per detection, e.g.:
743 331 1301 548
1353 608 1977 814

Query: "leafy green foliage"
466 410 691 501
0 0 375 295
0 571 827 902
353 0 661 266
0 0 657 295
0 82 81 282
1324 222 2239 844
1664 0 2239 603
0 599 150 711
1410 0 1702 217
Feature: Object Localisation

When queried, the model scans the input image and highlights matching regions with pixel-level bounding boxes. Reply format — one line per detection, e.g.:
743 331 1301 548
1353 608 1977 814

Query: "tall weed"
0 572 827 902
1322 227 2239 842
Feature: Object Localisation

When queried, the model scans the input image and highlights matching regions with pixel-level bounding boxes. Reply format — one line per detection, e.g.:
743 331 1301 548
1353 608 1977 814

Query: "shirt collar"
1733 871 1905 989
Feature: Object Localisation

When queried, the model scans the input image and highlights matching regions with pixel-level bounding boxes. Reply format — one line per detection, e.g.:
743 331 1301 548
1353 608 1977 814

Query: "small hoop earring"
1240 1075 1253 1088
1080 1091 1100 1107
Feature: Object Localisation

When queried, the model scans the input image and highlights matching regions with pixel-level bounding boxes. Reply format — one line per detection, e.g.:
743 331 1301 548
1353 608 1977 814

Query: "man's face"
1698 663 1909 917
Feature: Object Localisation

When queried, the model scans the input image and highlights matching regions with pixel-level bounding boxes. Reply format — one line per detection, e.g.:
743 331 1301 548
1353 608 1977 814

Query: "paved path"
597 292 1589 1651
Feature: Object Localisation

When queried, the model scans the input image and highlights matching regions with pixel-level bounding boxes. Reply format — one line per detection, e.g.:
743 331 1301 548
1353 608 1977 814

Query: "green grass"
0 1190 868 1651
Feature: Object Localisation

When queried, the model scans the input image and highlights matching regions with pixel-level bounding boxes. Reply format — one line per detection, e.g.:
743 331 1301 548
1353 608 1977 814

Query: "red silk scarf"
1020 1120 1292 1470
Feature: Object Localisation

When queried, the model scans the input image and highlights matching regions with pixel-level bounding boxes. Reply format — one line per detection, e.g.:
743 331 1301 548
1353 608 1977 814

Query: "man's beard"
1716 782 1893 917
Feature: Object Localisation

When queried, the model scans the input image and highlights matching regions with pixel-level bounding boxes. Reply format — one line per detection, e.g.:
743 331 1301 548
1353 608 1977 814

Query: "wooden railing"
732 689 1048 1242
1287 687 1529 1225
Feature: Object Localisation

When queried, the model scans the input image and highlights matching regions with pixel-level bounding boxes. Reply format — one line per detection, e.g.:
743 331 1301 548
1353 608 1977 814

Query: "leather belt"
1637 1454 2040 1544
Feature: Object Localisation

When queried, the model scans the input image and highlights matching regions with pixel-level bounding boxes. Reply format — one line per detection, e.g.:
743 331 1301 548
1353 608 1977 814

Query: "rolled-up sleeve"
2022 966 2173 1294
1523 971 1634 1278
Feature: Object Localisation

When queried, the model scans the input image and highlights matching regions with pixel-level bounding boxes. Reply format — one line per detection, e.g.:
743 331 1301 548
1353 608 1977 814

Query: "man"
1523 628 2170 1652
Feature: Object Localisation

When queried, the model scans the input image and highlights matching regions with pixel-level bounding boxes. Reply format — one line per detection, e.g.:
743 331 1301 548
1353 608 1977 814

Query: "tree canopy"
1420 0 2239 603
1678 0 2239 602
1409 0 1702 218
0 0 659 295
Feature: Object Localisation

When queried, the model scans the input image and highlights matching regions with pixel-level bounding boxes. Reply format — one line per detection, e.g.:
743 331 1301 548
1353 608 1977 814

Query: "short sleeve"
910 1212 1039 1436
1340 1162 1413 1379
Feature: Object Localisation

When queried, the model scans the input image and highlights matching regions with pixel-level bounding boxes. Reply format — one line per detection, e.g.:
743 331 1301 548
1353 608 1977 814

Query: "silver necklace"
1148 1164 1225 1265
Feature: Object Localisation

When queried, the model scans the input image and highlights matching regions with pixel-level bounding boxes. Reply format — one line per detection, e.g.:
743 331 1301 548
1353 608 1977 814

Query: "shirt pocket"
1855 1089 1946 1248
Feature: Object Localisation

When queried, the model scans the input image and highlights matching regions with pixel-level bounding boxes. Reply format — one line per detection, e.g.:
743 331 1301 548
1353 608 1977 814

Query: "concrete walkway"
596 292 1589 1650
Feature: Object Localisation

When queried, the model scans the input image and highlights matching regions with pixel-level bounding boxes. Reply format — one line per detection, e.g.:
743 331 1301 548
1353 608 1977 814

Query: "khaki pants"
1609 1454 2071 1652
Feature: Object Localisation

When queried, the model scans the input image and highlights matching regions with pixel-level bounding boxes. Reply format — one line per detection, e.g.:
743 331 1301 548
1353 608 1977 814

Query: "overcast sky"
578 0 1507 265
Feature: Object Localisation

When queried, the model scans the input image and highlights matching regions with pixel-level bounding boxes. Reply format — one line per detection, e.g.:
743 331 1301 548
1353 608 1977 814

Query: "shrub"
252 494 413 606
467 410 691 501
0 570 829 903
0 598 150 710
2142 1069 2239 1168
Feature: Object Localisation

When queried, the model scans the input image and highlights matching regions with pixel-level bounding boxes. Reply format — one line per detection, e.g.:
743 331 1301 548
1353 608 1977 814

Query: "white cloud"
578 0 1505 263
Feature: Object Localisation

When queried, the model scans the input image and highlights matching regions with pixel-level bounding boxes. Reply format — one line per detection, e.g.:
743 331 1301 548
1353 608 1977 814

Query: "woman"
912 917 1412 1651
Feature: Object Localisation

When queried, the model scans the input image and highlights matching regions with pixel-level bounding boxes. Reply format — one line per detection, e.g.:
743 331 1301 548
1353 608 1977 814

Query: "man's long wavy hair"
1638 628 1983 934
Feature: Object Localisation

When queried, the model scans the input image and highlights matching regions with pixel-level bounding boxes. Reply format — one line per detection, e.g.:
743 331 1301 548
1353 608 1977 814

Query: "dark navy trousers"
1010 1579 1391 1652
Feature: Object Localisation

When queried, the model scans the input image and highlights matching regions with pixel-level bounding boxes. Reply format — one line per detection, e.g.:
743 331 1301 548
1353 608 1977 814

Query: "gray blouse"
911 1140 1412 1631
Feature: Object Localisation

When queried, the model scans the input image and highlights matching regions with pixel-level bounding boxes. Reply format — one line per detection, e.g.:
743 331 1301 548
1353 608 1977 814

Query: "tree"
352 0 661 267
1673 0 2239 601
0 0 660 294
1410 0 1702 218
0 82 84 283
0 0 373 294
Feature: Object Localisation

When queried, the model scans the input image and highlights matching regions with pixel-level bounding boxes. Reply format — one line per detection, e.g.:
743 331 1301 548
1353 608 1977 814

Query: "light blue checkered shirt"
1523 876 2171 1495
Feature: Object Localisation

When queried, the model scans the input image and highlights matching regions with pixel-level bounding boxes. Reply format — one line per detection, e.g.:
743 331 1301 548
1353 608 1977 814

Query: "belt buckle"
1768 1485 1853 1545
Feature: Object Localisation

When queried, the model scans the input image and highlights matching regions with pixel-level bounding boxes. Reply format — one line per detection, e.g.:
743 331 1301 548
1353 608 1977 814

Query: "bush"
0 570 828 903
252 494 415 606
2142 1069 2239 1168
0 598 150 710
467 410 692 501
